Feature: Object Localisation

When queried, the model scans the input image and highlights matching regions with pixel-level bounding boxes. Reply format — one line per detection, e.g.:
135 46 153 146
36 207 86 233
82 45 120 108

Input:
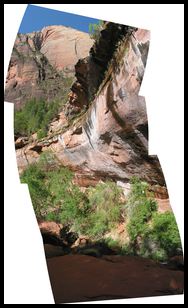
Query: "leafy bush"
125 177 182 261
125 176 156 218
14 74 74 138
151 249 168 262
104 237 121 250
21 155 89 232
126 177 157 242
14 111 28 136
21 164 182 262
21 160 124 240
45 211 60 222
136 212 182 261
57 184 89 229
20 163 49 217
127 198 157 242
85 181 123 238
120 243 135 256
57 181 124 238
44 164 88 230
150 212 182 257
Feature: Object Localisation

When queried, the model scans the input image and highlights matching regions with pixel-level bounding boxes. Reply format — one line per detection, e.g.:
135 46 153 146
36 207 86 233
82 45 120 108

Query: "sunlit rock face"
40 25 94 72
4 26 93 109
15 23 165 187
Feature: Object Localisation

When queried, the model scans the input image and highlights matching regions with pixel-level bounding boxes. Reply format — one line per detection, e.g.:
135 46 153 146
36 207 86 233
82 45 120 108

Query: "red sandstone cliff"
4 25 93 109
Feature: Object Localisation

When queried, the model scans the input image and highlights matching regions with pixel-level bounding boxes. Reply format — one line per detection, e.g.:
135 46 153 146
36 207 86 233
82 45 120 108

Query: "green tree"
125 177 157 253
14 98 60 138
85 181 123 238
125 177 182 261
20 163 49 218
151 212 182 257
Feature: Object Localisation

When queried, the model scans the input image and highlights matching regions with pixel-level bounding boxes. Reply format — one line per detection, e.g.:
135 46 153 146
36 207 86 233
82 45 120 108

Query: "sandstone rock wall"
15 24 166 187
5 26 93 109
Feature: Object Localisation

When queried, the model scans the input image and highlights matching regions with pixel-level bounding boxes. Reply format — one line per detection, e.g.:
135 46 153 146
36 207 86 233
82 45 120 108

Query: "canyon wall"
5 26 93 109
15 23 166 191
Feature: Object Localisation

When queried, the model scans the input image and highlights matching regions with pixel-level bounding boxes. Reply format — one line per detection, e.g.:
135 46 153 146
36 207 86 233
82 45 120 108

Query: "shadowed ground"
47 254 184 304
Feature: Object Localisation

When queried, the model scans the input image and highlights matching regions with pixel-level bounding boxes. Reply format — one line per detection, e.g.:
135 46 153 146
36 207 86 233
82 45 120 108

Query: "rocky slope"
15 23 166 189
4 26 93 109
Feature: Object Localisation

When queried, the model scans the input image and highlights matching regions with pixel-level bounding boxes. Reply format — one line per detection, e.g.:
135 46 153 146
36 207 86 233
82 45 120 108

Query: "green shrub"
120 243 135 256
21 165 182 262
125 176 156 218
45 211 60 222
85 181 123 238
20 154 87 226
86 211 108 238
150 212 182 257
126 177 157 242
14 96 62 138
37 127 47 139
58 181 123 238
104 237 120 250
59 185 89 228
125 177 182 261
14 111 28 136
127 199 157 242
151 249 168 262
20 163 49 217
21 161 124 240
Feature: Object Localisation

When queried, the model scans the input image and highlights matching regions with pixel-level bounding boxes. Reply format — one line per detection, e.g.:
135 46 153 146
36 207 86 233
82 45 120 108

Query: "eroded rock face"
40 26 94 73
66 22 137 116
4 26 93 109
15 25 165 186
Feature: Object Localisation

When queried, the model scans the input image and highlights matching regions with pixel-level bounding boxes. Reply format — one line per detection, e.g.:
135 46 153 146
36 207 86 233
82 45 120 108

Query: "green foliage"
150 212 182 257
37 128 47 139
20 163 49 217
89 20 104 41
14 111 28 135
126 177 157 242
103 238 135 256
120 243 135 256
45 211 60 222
14 74 73 139
21 160 124 240
104 237 120 250
21 155 89 231
125 177 182 261
14 98 60 138
21 165 182 262
125 176 156 218
47 168 88 229
151 249 168 262
127 198 157 242
85 182 123 238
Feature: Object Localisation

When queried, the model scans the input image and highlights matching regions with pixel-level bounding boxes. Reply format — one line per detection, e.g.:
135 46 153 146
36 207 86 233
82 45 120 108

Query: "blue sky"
19 5 99 34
